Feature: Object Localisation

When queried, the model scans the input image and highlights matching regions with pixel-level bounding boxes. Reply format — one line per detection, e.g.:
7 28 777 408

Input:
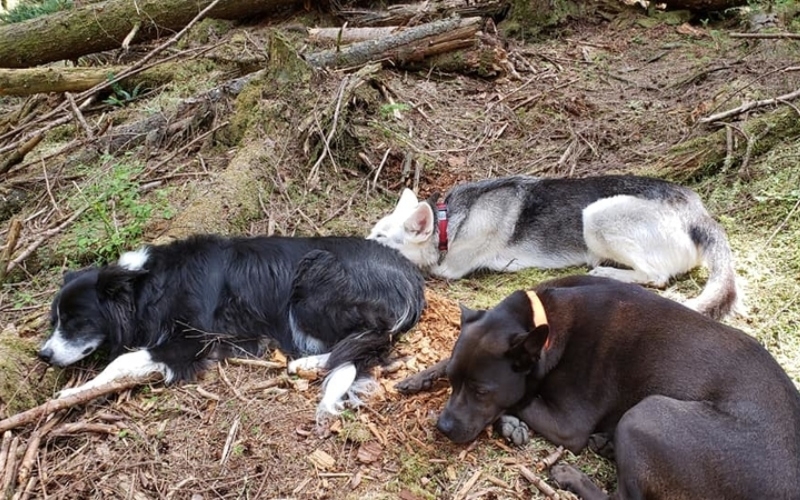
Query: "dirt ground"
1 3 799 499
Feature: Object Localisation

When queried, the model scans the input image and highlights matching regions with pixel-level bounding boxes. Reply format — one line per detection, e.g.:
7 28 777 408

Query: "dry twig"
700 87 800 124
0 376 159 434
536 446 566 471
518 464 560 499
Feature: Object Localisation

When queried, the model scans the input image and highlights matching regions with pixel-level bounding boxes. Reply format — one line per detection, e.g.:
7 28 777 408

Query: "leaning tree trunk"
0 0 302 69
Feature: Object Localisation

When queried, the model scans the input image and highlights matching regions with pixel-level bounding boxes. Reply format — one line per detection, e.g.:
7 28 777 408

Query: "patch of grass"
0 0 72 23
691 140 800 385
59 156 174 264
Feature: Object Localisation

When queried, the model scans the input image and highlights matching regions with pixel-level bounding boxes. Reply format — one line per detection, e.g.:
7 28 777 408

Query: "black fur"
44 234 426 383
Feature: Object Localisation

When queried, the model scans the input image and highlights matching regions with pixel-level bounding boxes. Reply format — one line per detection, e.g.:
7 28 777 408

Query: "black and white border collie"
39 234 426 418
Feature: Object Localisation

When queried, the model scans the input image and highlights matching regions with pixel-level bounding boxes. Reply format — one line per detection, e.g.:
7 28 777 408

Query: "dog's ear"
507 325 550 372
395 188 419 214
96 266 144 299
459 304 485 325
62 267 92 285
403 203 434 243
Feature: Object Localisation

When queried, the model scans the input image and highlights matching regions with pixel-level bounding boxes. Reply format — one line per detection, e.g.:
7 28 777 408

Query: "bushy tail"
685 220 743 320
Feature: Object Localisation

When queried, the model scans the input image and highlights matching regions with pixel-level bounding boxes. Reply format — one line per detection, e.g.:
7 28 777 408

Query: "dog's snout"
38 347 53 363
436 411 455 436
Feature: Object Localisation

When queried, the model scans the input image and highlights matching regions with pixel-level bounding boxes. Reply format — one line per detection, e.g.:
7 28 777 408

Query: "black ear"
459 304 485 325
63 267 92 285
425 191 441 206
507 324 550 372
96 266 144 299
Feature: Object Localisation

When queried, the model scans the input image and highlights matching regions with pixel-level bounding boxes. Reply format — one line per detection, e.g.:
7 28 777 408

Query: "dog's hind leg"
583 196 700 287
317 363 357 418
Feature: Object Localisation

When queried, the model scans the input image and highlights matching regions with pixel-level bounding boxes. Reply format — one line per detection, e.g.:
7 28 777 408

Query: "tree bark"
0 0 303 69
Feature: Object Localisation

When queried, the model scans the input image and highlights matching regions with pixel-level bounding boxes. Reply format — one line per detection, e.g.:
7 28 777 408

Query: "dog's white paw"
494 415 530 446
287 353 330 375
56 386 85 399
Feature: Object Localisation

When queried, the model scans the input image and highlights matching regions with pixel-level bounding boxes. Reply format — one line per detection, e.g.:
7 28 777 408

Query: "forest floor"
1 3 799 499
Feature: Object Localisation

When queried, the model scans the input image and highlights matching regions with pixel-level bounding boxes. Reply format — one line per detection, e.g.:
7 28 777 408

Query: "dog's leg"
395 358 449 394
514 397 596 453
317 362 357 418
550 463 609 500
57 350 167 399
584 196 700 287
287 353 330 374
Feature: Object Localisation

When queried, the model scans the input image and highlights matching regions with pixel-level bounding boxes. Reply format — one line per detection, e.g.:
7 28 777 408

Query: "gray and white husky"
368 175 741 320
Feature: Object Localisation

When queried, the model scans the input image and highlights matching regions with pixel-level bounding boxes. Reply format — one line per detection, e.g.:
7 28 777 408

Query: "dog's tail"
313 329 398 420
685 220 743 320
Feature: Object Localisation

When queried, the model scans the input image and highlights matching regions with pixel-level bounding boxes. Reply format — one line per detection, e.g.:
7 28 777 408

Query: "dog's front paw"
395 372 435 394
494 415 530 446
56 386 84 399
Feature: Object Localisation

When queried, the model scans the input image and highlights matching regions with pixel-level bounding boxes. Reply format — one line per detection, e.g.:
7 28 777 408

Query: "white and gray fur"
368 175 741 320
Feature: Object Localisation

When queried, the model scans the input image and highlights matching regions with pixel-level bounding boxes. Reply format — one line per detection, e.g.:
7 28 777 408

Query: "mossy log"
650 108 800 182
0 0 303 69
0 65 175 96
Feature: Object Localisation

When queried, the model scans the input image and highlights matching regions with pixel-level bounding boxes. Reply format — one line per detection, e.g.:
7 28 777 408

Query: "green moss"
0 328 64 416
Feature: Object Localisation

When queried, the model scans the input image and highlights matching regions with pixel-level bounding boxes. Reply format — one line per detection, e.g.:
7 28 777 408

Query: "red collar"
436 202 448 251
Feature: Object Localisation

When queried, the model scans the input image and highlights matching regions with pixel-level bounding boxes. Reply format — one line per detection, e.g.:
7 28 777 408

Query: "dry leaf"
356 441 383 463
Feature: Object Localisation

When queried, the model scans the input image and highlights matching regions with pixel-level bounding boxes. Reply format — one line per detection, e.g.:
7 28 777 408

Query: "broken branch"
0 376 158 434
700 87 800 124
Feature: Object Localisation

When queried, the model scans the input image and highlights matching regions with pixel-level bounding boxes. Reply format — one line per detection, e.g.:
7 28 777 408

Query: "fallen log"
306 19 512 77
333 0 510 27
304 17 507 74
0 64 175 97
0 0 303 69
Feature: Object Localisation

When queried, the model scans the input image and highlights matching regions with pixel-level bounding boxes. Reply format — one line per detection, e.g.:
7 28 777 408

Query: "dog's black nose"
38 348 53 363
436 412 454 435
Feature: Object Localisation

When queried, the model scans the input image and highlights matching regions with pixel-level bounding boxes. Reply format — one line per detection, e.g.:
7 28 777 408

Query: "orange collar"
525 291 550 349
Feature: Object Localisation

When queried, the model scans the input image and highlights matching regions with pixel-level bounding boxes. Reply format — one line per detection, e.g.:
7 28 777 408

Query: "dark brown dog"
436 275 800 499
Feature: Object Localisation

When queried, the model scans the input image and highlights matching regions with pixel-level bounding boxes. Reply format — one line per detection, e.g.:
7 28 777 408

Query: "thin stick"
194 386 221 401
308 76 349 184
1 436 21 494
371 148 392 192
65 92 93 139
218 364 252 403
6 206 87 274
0 431 13 478
0 376 158 434
226 358 284 369
0 218 22 283
49 423 120 436
454 469 482 500
536 446 565 471
14 474 37 500
729 32 800 39
518 464 560 499
17 416 61 488
219 416 240 467
765 197 800 247
700 87 800 123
